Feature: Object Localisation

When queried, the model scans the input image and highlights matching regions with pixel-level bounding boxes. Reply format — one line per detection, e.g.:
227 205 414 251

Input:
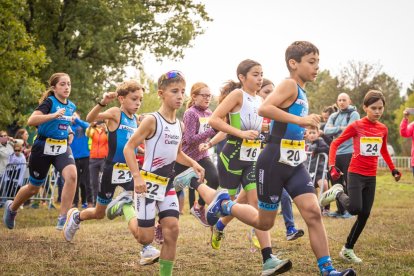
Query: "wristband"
68 132 74 136
97 101 107 107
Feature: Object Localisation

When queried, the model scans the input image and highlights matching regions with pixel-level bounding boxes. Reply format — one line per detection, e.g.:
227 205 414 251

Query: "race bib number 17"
360 137 382 156
141 171 169 201
44 138 67 156
279 139 307 166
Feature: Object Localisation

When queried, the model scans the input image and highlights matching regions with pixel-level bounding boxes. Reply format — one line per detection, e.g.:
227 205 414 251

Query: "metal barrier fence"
305 152 329 199
378 156 411 170
0 163 58 208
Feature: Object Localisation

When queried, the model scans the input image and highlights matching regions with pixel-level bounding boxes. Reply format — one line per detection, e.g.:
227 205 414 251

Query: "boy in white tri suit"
123 71 205 276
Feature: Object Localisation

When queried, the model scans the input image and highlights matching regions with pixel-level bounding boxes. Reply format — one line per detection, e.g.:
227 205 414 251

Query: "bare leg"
9 184 40 211
159 217 179 261
60 164 77 216
79 203 107 220
293 193 329 258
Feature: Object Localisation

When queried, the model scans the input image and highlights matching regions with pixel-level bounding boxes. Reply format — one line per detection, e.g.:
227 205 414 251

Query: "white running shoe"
319 184 344 207
140 245 160 265
340 246 362 263
173 168 199 191
63 208 80 242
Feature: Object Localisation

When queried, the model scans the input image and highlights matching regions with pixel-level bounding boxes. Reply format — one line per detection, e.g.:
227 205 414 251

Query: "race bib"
240 139 261 161
360 137 382 156
198 117 211 134
141 171 169 201
279 139 307 166
112 163 132 184
44 138 67 155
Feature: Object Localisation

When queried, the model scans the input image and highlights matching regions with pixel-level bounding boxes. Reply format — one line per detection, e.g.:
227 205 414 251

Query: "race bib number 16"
279 139 307 167
240 139 261 161
360 137 382 156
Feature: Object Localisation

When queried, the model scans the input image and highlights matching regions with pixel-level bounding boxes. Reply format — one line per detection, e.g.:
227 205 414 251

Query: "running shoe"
340 211 353 219
322 268 357 276
106 191 133 220
140 245 160 265
211 225 225 250
286 226 305 241
319 184 344 207
190 202 209 227
248 228 261 249
154 224 164 245
340 246 362 263
262 254 292 276
3 200 17 229
173 168 199 191
63 208 80 242
205 189 230 226
56 215 66 230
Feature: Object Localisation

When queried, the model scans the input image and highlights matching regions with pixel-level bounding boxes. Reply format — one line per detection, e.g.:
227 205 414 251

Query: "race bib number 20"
279 139 307 167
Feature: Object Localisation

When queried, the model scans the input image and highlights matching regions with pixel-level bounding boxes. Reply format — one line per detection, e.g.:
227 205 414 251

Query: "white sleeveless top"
143 112 182 175
228 90 263 132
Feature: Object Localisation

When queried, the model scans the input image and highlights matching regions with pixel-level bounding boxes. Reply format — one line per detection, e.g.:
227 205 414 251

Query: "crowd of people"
1 40 409 276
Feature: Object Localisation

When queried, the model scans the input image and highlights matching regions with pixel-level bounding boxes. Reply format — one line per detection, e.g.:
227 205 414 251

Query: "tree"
305 70 340 114
0 0 47 130
23 0 212 114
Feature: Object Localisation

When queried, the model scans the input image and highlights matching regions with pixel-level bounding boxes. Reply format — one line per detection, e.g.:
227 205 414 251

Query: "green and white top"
229 90 263 132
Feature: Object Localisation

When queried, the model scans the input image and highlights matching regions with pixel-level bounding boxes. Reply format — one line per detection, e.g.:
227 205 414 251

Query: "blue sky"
128 0 414 96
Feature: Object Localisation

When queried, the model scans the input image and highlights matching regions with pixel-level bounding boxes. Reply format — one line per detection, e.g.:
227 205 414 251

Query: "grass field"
1 173 413 275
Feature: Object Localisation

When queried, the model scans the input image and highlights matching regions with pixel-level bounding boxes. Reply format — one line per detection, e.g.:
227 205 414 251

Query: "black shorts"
217 139 256 196
28 139 75 186
97 161 134 205
256 143 315 211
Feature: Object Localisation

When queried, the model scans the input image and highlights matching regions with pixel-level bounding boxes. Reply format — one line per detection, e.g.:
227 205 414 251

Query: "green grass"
1 173 413 275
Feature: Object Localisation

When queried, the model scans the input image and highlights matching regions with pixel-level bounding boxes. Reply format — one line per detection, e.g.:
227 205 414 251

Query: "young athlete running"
207 60 292 275
203 41 356 276
319 90 401 263
122 70 205 276
3 73 77 230
62 80 161 264
174 82 219 227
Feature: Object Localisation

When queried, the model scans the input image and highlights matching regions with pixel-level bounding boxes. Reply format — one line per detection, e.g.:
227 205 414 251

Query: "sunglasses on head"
161 70 184 81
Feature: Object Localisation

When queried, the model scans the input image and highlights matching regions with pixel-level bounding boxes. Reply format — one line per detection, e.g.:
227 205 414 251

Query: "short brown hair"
158 70 186 90
285 41 319 72
363 90 386 107
116 80 144 97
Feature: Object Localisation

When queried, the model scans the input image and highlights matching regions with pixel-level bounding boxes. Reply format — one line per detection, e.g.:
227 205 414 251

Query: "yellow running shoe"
211 225 224 250
248 228 261 249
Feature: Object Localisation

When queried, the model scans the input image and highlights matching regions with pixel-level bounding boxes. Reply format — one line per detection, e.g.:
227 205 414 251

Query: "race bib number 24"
360 137 382 156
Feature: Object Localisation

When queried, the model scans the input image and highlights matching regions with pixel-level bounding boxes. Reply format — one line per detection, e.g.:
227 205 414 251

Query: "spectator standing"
324 93 360 218
0 131 14 177
400 108 414 175
86 121 108 206
70 112 92 208
14 128 31 161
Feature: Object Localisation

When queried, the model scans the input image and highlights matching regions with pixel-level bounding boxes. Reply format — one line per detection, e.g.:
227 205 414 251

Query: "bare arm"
27 109 65 127
86 92 118 122
124 115 156 193
259 79 319 128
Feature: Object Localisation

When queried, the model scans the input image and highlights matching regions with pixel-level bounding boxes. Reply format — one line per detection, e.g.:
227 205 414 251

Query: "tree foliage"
1 0 211 129
305 70 340 113
0 0 47 130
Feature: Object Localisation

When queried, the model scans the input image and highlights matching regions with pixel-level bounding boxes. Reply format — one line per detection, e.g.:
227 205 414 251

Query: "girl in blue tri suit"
3 73 78 230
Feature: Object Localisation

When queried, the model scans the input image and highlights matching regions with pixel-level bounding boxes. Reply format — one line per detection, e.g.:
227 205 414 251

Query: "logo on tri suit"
270 195 279 203
105 192 112 199
169 202 177 207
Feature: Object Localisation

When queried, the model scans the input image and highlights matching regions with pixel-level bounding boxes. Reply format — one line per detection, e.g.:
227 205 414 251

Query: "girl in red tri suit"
320 90 401 264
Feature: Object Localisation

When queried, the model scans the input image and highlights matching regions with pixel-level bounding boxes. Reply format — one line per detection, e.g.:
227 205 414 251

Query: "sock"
122 204 135 223
159 259 174 276
261 247 272 263
317 256 335 274
74 212 81 224
216 219 226 231
190 177 201 190
221 200 236 215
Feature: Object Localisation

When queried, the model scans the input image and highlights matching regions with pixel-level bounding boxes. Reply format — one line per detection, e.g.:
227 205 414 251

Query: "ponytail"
219 80 240 103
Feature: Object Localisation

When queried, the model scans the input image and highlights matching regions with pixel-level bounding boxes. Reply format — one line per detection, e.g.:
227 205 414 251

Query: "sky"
128 0 414 96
